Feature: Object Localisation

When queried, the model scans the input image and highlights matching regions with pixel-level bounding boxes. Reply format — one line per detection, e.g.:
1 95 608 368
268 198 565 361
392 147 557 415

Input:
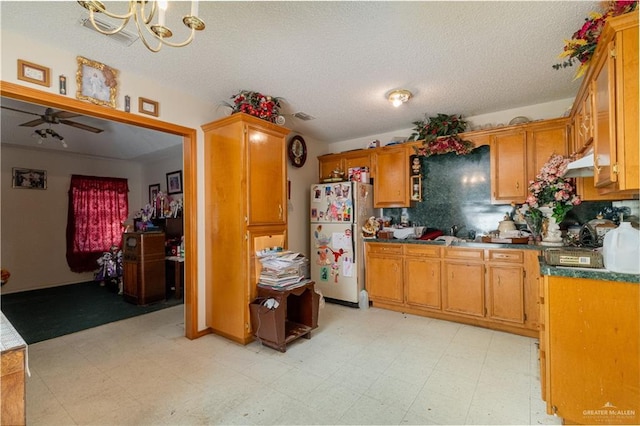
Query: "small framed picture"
149 183 160 203
166 170 183 195
17 60 51 87
12 167 47 190
138 97 159 117
76 56 118 108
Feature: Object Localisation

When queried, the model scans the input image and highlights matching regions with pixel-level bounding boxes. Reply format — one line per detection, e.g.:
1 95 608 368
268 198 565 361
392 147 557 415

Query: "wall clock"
287 135 307 168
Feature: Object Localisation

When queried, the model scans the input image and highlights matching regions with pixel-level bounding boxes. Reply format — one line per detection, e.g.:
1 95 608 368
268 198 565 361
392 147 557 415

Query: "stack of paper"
257 251 311 290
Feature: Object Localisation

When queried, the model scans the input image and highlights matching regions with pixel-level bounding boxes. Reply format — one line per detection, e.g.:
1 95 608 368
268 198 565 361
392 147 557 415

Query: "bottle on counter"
603 222 639 274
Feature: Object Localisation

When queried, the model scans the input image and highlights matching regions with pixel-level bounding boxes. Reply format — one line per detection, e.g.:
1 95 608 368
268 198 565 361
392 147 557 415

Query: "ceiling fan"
1 106 104 133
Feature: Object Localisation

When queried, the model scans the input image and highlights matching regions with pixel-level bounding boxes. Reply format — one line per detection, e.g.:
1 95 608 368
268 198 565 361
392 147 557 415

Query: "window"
66 175 129 272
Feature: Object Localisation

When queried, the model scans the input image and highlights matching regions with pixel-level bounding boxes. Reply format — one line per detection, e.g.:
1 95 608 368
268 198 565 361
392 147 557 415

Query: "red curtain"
66 175 129 272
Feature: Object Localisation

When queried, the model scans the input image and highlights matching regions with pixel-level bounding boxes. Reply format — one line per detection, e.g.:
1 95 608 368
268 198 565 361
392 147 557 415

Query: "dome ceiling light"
387 89 412 107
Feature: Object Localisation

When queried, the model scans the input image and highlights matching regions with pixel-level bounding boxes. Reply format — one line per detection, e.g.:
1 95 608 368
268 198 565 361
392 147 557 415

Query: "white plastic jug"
359 289 369 309
602 222 640 274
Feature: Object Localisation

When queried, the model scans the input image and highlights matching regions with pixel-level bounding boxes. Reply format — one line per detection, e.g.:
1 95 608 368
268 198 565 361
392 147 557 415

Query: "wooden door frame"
1 81 201 339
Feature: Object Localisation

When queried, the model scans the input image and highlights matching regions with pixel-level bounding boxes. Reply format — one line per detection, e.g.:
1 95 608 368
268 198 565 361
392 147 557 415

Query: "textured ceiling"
1 1 599 159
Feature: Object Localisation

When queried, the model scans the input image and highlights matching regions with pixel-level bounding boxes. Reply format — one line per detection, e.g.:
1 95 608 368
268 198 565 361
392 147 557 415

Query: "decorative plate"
287 135 307 168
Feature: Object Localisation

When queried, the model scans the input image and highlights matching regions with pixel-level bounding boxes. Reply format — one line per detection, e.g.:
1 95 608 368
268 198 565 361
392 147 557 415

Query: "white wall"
1 146 142 293
140 146 184 211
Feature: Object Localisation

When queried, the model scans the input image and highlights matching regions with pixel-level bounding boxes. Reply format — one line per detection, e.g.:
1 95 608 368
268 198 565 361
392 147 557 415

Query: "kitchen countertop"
538 257 640 283
1 312 26 352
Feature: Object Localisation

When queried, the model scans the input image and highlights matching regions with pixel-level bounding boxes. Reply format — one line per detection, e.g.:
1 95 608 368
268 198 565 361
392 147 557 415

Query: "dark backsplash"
383 145 613 236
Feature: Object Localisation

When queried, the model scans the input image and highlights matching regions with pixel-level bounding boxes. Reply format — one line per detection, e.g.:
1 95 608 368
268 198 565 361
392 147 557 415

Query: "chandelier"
77 1 205 53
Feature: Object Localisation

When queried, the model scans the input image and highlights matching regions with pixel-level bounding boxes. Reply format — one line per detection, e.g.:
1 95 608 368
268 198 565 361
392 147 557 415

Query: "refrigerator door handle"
351 224 356 263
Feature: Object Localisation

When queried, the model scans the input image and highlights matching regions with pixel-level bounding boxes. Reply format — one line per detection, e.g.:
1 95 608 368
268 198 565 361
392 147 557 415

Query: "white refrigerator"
310 182 373 306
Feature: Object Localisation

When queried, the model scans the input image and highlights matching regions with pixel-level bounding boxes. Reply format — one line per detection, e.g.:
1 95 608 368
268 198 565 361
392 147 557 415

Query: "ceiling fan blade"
60 119 104 133
53 111 81 119
20 118 46 127
1 106 41 116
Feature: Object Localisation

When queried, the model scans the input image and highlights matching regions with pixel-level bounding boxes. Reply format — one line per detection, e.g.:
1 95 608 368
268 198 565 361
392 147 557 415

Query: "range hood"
564 151 595 177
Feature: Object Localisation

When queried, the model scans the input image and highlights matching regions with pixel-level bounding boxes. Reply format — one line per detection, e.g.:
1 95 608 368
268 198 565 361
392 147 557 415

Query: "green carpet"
1 281 183 344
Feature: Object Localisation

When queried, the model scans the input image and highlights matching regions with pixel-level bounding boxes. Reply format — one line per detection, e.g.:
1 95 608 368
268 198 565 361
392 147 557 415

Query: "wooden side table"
250 281 319 352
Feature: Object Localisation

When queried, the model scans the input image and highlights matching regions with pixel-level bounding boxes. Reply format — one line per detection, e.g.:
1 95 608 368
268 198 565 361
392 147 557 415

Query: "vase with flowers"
525 154 581 245
409 113 475 157
225 90 285 124
552 0 638 79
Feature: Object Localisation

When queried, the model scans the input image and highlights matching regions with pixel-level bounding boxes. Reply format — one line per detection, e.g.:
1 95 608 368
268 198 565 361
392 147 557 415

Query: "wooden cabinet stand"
250 281 319 352
203 113 290 344
122 232 166 305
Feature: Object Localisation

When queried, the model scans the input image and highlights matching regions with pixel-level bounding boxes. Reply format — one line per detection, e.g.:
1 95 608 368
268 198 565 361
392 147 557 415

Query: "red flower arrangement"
226 90 284 124
410 113 475 157
553 0 638 79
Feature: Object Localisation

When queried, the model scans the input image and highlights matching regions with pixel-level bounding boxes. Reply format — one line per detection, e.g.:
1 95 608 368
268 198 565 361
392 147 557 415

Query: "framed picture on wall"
166 170 183 195
149 183 160 203
76 56 118 108
12 167 47 189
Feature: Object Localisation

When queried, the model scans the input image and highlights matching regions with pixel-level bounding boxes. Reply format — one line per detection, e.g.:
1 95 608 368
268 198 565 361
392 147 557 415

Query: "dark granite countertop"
538 257 639 283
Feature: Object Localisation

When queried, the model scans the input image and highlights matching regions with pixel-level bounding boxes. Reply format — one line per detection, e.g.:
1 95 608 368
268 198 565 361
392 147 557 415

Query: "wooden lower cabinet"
366 243 403 304
365 242 540 337
486 249 526 325
541 275 639 424
405 245 441 310
443 261 485 317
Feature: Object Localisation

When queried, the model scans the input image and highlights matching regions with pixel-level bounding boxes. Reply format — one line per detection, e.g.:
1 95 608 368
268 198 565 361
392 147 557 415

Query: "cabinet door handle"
515 181 520 190
278 204 283 219
594 155 602 174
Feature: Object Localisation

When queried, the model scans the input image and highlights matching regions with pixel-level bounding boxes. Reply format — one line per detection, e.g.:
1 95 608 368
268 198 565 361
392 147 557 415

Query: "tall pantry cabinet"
202 113 291 344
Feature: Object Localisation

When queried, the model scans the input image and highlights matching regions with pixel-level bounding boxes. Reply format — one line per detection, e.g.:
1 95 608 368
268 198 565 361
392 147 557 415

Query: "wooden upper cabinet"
577 13 638 194
343 151 372 176
318 153 345 181
246 122 288 226
373 145 410 207
593 41 616 188
571 89 594 155
487 119 569 204
527 120 569 178
490 130 528 203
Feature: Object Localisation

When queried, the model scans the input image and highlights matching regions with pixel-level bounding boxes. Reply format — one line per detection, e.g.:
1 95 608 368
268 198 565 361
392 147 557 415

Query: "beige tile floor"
26 303 562 425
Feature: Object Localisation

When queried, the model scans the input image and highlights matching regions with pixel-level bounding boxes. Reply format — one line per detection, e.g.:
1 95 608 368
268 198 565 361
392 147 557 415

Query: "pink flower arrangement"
526 154 581 222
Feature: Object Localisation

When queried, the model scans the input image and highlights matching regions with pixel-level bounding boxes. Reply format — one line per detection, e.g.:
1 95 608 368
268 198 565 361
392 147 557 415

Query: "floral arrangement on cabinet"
409 113 475 157
525 154 581 224
553 0 638 79
134 191 183 230
225 90 285 124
